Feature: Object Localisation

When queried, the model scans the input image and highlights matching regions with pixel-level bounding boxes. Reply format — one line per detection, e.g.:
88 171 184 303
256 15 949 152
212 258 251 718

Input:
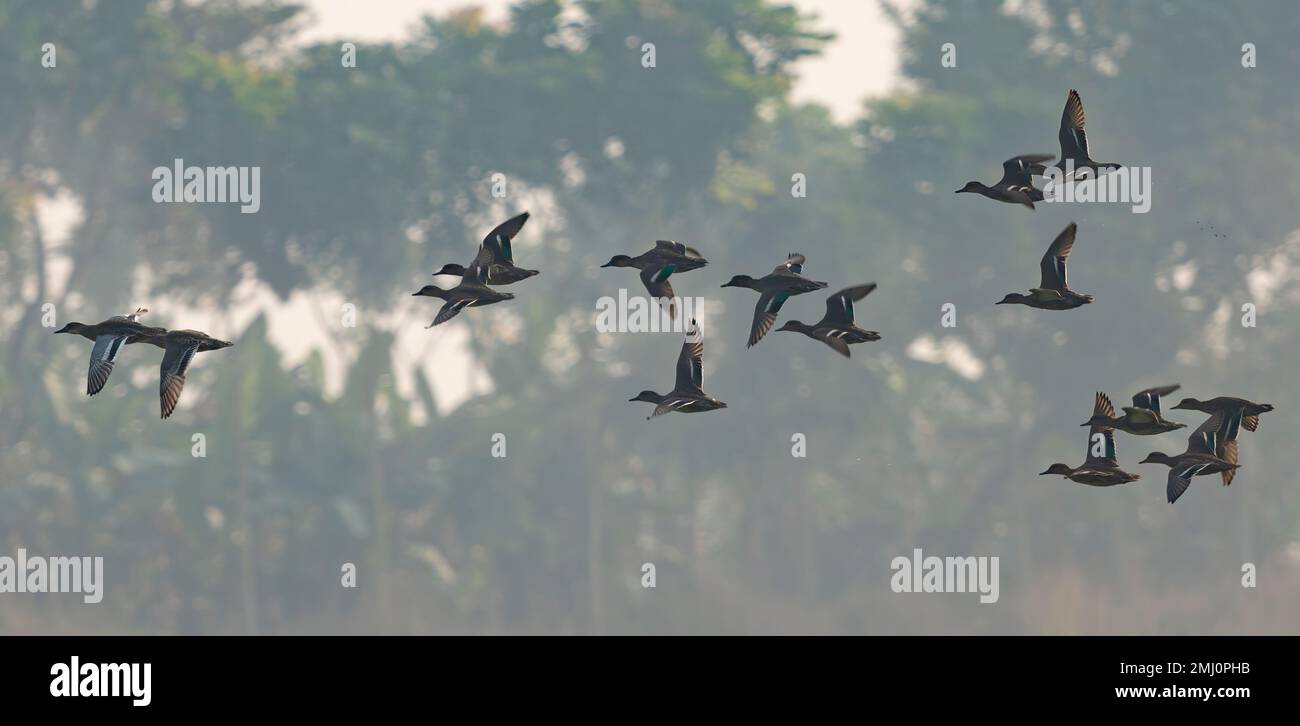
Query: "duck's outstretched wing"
1132 384 1180 415
1083 425 1119 468
823 284 876 326
1186 410 1243 486
639 264 677 320
1167 464 1203 504
1186 411 1228 456
1038 222 1077 291
996 154 1054 186
461 245 494 285
1220 438 1239 486
775 253 806 276
86 334 128 396
482 212 529 265
159 339 201 419
649 397 687 419
431 297 474 327
1092 391 1117 422
1059 89 1091 161
672 319 704 395
655 240 705 259
816 331 852 358
749 291 788 347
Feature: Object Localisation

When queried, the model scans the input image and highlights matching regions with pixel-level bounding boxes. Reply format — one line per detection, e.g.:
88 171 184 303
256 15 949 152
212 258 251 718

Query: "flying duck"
628 318 727 419
777 283 881 357
601 240 708 320
1080 385 1186 435
126 328 235 419
1040 393 1141 487
956 153 1054 210
1140 414 1241 504
1171 396 1274 432
54 308 164 396
433 212 538 285
721 253 828 347
996 222 1094 310
1052 90 1121 180
414 245 515 327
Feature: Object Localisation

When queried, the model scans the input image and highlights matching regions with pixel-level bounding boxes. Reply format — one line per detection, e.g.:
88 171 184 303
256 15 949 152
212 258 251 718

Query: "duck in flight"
956 153 1054 210
433 212 539 285
54 308 164 396
414 245 515 327
777 283 881 358
1080 385 1185 435
1170 396 1274 433
601 240 707 320
126 327 234 419
721 253 828 347
996 222 1094 310
628 319 727 420
1040 393 1141 487
1052 90 1121 180
1140 413 1242 503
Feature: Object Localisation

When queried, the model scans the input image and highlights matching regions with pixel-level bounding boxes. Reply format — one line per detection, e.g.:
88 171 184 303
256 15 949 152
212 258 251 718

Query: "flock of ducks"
54 91 1276 500
954 89 1277 504
956 89 1121 210
1042 386 1274 504
412 211 537 325
54 308 232 419
407 212 882 420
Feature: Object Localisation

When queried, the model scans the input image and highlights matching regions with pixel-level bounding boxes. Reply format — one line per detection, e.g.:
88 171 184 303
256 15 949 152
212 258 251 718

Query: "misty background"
2 0 1298 634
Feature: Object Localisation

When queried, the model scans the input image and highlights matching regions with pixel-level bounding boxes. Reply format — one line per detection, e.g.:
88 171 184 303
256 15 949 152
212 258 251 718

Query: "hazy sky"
295 0 900 122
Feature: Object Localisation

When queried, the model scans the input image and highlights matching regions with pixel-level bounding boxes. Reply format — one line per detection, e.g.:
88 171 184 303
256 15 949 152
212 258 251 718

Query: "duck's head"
1139 452 1173 465
996 293 1029 305
53 322 87 335
776 320 810 333
628 390 663 404
1079 415 1105 427
721 274 756 289
412 284 446 298
955 181 983 194
1039 463 1072 477
432 263 465 277
601 255 635 268
1170 397 1203 412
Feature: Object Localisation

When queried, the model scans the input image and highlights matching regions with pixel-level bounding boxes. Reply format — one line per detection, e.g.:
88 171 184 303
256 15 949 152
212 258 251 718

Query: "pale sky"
295 0 900 123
